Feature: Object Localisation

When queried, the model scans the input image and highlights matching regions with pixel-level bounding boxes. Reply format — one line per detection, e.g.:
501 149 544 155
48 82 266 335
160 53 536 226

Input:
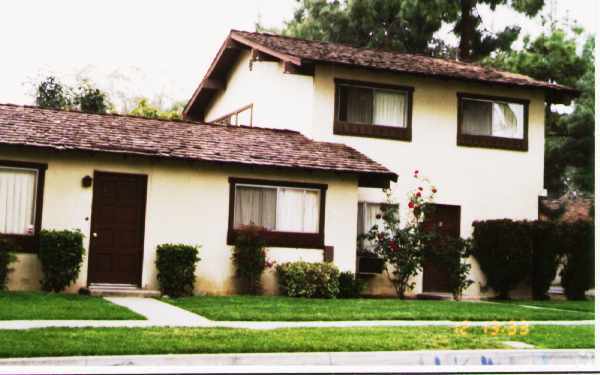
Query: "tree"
283 0 545 60
73 80 111 114
128 98 183 120
283 0 456 56
34 76 111 114
486 27 593 195
35 76 71 110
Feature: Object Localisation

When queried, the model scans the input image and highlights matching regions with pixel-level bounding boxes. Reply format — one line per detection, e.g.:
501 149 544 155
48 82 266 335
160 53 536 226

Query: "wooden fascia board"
230 32 302 66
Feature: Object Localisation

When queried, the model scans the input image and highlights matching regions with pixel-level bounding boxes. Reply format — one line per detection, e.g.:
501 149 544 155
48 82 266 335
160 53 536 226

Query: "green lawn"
505 300 595 313
165 296 594 321
0 325 592 358
0 292 144 320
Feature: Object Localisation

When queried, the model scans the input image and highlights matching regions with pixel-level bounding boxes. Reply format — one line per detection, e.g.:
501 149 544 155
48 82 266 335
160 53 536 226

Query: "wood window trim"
227 177 327 249
333 78 414 141
0 160 47 253
211 104 253 126
457 92 529 151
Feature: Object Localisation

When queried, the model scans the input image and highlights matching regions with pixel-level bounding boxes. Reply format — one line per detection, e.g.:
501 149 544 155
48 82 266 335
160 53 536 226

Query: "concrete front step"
89 284 160 298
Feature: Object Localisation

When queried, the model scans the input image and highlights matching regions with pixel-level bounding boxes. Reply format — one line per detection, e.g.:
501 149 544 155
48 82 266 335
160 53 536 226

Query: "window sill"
334 121 411 141
0 234 39 253
227 229 324 249
457 134 528 151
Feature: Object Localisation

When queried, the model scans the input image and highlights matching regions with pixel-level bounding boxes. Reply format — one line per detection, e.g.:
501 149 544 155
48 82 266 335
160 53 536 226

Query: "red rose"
375 214 382 219
418 187 423 191
408 202 414 208
416 192 421 197
432 188 437 193
414 170 419 175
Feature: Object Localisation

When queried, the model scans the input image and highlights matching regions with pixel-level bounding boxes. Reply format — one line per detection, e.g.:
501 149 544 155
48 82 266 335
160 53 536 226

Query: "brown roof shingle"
0 104 397 187
231 30 578 98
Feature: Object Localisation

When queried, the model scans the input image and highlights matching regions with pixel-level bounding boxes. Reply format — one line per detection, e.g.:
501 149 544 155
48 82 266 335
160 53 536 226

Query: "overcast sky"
0 0 596 110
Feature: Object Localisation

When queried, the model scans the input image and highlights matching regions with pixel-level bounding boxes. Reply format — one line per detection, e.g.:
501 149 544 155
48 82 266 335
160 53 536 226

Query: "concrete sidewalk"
0 349 594 367
0 296 594 330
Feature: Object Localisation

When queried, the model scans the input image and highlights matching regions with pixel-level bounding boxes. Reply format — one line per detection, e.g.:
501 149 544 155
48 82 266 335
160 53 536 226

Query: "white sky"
0 0 596 111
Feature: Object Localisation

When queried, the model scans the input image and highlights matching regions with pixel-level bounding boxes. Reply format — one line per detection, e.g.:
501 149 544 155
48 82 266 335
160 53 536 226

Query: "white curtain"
0 168 37 235
276 188 319 233
492 103 523 139
303 190 319 233
234 186 276 230
373 90 405 127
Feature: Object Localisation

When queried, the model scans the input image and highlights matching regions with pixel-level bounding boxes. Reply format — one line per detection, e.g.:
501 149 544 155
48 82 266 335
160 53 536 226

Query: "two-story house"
183 30 578 297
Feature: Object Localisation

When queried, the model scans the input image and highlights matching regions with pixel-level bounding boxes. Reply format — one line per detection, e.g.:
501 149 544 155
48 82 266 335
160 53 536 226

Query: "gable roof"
184 30 578 119
0 104 396 188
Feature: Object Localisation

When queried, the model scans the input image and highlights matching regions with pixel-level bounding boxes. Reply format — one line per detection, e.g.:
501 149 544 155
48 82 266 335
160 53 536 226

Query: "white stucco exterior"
203 56 547 297
3 148 358 295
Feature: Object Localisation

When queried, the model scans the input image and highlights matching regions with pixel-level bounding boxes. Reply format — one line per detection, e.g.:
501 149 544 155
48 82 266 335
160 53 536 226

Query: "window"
458 93 529 151
334 79 413 141
357 202 398 251
212 104 253 126
228 178 326 248
0 160 46 251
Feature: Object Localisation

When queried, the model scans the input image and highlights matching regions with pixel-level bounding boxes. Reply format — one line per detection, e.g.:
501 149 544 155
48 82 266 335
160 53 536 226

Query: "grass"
0 325 592 358
0 292 144 320
165 296 594 321
504 299 595 313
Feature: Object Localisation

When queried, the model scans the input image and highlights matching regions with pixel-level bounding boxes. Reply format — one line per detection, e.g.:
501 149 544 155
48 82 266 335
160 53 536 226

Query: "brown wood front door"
88 171 147 286
421 204 461 293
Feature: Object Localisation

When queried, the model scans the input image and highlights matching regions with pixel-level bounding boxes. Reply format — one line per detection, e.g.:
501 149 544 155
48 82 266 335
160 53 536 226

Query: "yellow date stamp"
454 321 529 336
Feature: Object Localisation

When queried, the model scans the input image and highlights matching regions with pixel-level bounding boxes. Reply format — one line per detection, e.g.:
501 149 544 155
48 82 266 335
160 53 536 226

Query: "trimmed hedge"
0 238 17 290
560 221 594 300
276 261 340 298
337 271 365 298
471 220 531 299
471 219 594 300
155 244 200 297
38 229 85 292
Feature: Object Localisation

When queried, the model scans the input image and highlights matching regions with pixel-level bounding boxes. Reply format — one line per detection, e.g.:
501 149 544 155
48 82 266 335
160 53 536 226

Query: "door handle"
92 232 98 238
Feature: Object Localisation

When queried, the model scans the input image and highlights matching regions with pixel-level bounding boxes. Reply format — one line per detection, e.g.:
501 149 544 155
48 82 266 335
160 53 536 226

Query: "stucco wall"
204 49 315 134
203 59 546 298
2 148 358 294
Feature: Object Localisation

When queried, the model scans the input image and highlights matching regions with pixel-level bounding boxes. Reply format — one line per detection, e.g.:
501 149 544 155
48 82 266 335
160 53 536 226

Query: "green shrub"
276 261 340 298
0 238 17 290
471 220 532 300
155 244 200 297
529 221 562 300
231 225 268 294
423 234 473 300
38 229 85 292
337 271 365 298
559 221 594 300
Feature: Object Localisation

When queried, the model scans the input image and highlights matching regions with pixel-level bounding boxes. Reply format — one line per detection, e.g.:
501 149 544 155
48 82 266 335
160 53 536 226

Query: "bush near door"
155 244 200 297
529 221 562 300
337 271 366 298
38 230 85 292
276 261 340 298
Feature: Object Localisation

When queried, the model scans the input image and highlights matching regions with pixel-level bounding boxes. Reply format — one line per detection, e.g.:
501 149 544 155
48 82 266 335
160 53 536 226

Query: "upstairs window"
334 79 413 141
458 93 529 151
228 178 326 248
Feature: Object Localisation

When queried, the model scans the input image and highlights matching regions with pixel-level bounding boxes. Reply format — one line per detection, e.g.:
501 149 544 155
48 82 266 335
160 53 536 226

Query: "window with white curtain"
357 202 398 250
461 98 525 139
234 184 320 233
337 83 408 127
0 167 38 235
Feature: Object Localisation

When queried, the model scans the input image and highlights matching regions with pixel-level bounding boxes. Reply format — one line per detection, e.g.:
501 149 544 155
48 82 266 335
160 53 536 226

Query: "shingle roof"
0 104 397 187
230 30 578 98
